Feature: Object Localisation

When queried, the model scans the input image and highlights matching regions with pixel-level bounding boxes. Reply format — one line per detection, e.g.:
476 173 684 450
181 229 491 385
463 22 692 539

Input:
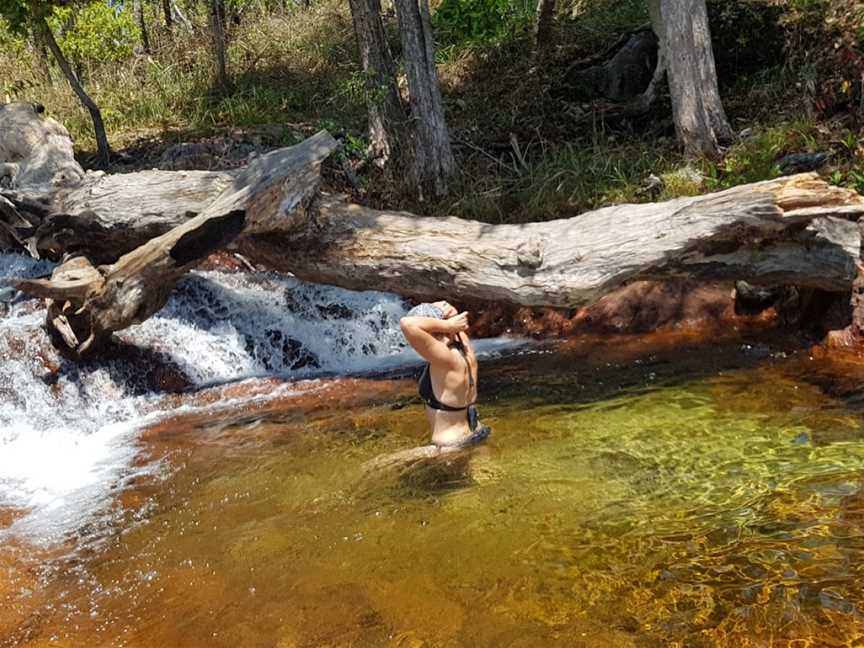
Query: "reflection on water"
3 342 864 647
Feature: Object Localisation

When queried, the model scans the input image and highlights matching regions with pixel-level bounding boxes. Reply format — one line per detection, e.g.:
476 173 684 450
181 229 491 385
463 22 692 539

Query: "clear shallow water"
3 342 864 647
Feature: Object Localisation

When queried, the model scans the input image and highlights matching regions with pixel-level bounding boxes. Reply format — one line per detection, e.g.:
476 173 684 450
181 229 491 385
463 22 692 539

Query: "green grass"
440 137 677 222
436 113 864 223
2 0 364 150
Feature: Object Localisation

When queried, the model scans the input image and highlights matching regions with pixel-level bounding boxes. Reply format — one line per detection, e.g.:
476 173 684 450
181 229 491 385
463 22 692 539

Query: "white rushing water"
0 253 516 545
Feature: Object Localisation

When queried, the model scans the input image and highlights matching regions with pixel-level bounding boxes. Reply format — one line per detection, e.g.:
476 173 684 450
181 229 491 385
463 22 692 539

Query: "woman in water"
400 301 490 449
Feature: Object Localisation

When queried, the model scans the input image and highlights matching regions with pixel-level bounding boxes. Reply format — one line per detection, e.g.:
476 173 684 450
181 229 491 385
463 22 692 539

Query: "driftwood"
4 102 864 354
242 177 864 307
12 120 338 354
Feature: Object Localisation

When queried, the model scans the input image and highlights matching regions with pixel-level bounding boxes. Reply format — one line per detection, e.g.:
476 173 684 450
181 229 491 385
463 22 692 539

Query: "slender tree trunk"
392 0 455 200
36 17 110 166
162 0 173 29
534 0 556 60
208 0 230 93
172 1 194 31
649 0 734 158
30 29 53 85
347 0 407 165
134 0 150 53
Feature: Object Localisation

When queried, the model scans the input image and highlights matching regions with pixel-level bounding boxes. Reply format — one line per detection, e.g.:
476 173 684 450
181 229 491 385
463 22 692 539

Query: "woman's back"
422 338 478 446
400 301 490 449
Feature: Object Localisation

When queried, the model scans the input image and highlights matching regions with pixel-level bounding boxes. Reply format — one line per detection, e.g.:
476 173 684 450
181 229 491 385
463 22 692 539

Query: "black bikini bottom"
436 405 491 449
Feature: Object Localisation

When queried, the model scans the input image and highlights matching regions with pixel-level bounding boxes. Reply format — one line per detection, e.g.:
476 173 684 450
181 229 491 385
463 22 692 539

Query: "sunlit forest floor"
2 0 863 222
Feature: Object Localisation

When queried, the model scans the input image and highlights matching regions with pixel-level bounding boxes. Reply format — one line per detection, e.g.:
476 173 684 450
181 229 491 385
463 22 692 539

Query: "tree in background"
133 0 150 52
208 0 230 93
648 0 734 158
534 0 555 60
0 0 111 165
161 0 172 28
392 0 455 200
348 0 455 200
29 25 53 83
347 0 406 164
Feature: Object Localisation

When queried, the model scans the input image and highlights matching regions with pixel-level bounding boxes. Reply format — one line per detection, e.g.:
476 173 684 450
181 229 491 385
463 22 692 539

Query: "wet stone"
0 385 24 410
316 303 354 320
246 330 321 372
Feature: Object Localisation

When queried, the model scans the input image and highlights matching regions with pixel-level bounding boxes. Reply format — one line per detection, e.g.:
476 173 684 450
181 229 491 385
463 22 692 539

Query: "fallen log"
15 129 338 354
5 101 864 355
240 176 864 308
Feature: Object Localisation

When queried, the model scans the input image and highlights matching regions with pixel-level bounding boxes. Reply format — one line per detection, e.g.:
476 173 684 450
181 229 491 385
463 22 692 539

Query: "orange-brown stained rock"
0 507 25 531
465 280 778 339
199 251 250 272
141 377 414 447
822 327 859 350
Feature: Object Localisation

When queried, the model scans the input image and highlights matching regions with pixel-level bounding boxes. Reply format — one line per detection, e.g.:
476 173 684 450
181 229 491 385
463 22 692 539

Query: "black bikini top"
418 340 476 412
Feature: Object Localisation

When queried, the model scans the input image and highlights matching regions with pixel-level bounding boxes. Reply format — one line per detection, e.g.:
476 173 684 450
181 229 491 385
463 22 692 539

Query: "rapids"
0 252 510 545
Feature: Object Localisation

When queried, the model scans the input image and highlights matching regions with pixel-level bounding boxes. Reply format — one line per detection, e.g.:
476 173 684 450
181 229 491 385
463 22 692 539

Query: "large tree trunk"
239 180 864 307
134 0 151 53
208 0 231 94
16 170 861 307
392 0 455 200
347 0 407 164
35 17 111 167
648 0 733 158
5 102 864 356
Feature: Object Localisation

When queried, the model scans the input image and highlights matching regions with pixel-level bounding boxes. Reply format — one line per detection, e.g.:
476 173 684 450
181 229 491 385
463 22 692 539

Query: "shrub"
434 0 534 46
50 1 138 70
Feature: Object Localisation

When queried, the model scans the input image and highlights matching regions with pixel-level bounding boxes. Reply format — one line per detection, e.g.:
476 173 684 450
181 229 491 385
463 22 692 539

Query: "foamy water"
0 253 517 545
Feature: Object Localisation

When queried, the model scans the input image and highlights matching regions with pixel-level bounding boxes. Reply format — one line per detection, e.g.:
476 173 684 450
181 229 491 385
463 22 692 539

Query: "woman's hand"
443 311 469 334
433 301 458 319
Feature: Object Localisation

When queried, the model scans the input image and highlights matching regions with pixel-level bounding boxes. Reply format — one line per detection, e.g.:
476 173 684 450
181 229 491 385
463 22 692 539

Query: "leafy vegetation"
434 0 534 47
51 2 138 69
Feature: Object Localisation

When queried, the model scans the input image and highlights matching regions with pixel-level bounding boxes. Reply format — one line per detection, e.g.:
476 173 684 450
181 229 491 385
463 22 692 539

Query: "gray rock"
734 280 786 315
778 152 830 175
567 31 659 102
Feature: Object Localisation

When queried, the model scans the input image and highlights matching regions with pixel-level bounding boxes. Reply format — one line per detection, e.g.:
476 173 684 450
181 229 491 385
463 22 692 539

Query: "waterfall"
0 253 513 544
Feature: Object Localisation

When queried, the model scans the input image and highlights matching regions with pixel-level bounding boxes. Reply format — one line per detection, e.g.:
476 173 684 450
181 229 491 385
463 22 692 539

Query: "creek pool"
3 335 864 647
